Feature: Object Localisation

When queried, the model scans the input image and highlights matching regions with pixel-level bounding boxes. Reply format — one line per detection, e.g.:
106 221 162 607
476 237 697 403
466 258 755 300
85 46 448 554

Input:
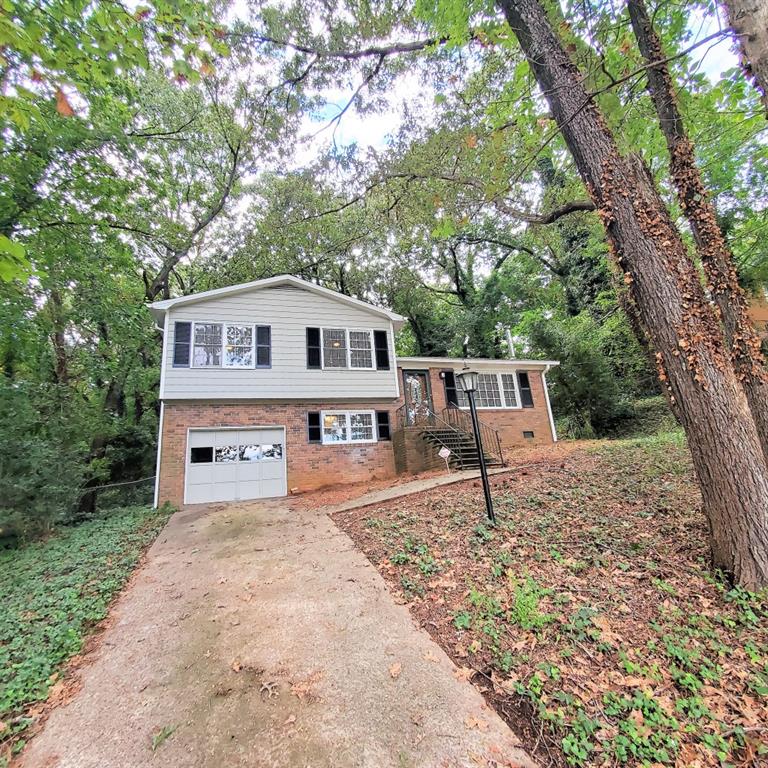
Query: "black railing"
394 403 505 467
439 406 504 466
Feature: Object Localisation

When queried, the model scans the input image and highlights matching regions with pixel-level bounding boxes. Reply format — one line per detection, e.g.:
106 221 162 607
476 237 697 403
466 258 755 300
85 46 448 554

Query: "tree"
627 0 768 460
413 0 768 586
721 0 768 115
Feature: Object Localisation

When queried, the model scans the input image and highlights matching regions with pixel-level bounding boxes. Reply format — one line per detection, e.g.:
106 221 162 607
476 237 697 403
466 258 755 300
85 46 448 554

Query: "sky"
286 4 741 159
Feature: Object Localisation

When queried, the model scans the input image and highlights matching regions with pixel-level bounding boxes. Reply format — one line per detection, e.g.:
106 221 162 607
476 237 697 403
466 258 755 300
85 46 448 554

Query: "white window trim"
190 322 271 370
457 371 523 410
320 409 377 445
320 327 376 371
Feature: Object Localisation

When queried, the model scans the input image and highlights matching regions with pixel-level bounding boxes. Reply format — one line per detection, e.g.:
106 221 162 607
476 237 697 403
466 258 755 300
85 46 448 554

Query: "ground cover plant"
334 434 768 767
0 505 172 764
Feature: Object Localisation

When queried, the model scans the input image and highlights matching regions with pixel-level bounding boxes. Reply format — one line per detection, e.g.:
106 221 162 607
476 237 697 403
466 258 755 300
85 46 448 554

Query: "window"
523 431 535 439
190 322 271 369
452 371 526 410
322 412 348 443
239 444 260 462
308 327 388 370
477 374 502 408
323 328 347 368
225 324 253 368
501 373 519 408
193 323 222 367
320 411 378 444
190 446 213 463
349 330 373 369
261 443 283 460
350 412 374 440
215 445 238 463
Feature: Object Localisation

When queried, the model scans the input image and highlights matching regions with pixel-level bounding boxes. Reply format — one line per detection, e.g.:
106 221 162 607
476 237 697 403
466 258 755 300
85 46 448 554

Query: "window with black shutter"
173 321 191 367
518 371 534 407
307 412 322 443
306 327 321 369
376 411 391 441
443 370 459 406
373 330 390 370
256 325 271 367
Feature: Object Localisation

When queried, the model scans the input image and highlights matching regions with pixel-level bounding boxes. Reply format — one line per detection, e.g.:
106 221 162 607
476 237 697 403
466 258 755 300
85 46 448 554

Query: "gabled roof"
148 274 407 329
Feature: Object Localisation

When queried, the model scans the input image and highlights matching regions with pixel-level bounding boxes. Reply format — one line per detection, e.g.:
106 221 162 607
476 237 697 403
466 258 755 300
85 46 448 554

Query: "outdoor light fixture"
456 368 496 524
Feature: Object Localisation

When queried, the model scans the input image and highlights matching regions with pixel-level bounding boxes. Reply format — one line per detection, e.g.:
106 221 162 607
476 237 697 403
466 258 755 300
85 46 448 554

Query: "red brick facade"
157 366 555 507
157 400 399 507
407 367 555 449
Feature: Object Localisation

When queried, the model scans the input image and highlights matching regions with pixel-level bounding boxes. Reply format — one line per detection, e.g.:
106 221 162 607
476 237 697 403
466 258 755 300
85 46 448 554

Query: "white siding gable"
161 286 399 401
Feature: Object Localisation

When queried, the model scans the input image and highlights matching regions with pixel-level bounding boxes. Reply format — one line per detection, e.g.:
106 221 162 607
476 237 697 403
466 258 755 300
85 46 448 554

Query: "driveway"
20 496 534 768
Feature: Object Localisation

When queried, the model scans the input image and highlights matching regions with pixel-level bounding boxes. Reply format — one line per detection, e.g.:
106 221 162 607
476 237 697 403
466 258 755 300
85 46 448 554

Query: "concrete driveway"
20 496 534 768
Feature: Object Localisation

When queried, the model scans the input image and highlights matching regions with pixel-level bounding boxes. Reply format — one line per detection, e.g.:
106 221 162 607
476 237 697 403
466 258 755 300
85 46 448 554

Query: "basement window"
321 410 377 445
523 431 535 439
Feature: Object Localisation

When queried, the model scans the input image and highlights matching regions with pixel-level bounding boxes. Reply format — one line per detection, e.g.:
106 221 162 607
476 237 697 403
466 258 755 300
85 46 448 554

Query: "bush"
0 381 88 542
526 313 640 437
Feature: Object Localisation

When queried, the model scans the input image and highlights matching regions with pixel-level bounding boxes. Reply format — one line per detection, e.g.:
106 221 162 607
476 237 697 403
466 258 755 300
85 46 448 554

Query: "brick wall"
396 366 555 450
157 401 398 507
157 367 555 506
392 427 445 474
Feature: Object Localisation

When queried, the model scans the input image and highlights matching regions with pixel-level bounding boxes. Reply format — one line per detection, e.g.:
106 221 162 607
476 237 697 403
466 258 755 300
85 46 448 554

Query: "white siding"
161 286 399 400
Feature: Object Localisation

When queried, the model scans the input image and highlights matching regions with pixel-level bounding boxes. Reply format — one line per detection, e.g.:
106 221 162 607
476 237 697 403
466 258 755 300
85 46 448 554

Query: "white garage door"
185 427 287 504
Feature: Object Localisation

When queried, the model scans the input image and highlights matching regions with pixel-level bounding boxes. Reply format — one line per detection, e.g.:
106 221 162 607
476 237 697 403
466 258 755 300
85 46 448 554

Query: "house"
149 275 559 507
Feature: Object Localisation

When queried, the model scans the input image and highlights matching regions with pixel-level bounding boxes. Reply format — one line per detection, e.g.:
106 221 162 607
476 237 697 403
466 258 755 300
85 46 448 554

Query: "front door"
403 370 433 425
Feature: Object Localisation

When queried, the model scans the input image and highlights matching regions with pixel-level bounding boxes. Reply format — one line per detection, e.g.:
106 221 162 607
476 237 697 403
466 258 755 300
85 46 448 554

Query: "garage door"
185 427 287 504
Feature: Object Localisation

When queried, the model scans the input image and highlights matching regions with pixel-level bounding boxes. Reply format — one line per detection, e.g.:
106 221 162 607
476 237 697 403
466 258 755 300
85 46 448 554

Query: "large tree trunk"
497 0 768 587
721 0 768 116
627 0 768 462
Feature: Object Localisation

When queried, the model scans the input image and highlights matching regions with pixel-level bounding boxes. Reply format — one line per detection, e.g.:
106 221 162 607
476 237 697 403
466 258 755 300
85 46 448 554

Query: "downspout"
542 364 558 443
153 311 169 508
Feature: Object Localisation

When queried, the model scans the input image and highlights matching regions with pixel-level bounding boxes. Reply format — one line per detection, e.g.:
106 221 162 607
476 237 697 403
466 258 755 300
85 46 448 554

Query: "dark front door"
403 370 433 425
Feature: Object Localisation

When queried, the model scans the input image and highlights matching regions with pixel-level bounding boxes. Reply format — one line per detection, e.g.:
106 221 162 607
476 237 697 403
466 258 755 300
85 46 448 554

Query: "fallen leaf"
464 714 489 732
283 714 296 726
231 659 242 672
389 662 402 679
454 666 475 682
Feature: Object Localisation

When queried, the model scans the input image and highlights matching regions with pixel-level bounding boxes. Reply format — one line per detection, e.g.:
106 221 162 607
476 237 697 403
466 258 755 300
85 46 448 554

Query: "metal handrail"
439 406 505 466
394 404 477 469
393 403 505 468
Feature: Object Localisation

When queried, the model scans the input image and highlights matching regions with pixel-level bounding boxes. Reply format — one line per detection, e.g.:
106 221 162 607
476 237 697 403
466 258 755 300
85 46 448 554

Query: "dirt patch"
333 436 768 767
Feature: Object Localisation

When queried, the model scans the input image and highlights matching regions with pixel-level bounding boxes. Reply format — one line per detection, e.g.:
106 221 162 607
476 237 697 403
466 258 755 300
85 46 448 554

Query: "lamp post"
456 369 496 524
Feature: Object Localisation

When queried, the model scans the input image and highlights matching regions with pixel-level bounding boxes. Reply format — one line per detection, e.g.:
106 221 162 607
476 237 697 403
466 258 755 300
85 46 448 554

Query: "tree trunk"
721 0 768 115
628 0 768 462
496 0 768 587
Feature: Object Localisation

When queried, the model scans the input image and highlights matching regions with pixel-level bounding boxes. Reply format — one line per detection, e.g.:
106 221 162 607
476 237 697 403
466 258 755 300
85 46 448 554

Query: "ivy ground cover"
333 434 768 767
0 505 172 763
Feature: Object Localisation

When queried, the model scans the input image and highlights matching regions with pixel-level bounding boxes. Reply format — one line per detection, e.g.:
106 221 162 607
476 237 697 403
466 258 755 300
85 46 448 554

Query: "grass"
0 504 172 762
334 433 768 767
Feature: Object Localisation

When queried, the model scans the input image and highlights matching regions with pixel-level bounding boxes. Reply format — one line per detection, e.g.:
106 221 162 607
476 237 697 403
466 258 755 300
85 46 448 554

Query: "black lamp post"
456 369 496 524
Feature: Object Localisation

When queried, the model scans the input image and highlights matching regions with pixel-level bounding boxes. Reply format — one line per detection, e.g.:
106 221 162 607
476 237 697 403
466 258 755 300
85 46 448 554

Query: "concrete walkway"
21 496 534 768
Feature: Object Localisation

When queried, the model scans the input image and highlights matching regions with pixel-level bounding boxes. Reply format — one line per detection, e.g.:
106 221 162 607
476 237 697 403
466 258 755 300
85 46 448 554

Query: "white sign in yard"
438 446 452 472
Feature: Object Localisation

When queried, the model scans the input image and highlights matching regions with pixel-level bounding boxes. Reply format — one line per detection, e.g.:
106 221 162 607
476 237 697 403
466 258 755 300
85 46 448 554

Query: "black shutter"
376 411 391 441
307 412 322 443
256 325 271 367
373 330 390 370
173 321 191 367
307 327 321 369
518 371 534 407
443 370 459 406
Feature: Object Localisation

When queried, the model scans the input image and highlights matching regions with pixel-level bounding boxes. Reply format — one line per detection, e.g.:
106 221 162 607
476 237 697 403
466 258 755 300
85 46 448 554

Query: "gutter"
542 363 559 443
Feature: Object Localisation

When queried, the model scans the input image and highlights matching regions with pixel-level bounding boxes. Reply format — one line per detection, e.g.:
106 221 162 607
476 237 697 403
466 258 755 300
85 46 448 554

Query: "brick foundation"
157 368 555 507
157 401 398 507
